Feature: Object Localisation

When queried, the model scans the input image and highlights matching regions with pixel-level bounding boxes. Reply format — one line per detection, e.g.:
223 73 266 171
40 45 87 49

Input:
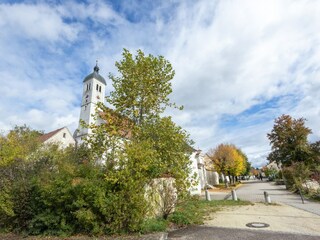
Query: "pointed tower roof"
83 61 106 85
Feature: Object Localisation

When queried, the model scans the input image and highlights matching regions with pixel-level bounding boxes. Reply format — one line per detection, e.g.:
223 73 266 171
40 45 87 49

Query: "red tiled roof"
39 127 64 143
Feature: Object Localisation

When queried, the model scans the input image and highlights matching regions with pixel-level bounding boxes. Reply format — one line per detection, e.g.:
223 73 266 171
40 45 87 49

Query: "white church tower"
74 62 106 144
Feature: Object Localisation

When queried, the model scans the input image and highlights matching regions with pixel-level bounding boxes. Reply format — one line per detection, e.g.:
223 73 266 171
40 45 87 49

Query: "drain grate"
246 222 270 228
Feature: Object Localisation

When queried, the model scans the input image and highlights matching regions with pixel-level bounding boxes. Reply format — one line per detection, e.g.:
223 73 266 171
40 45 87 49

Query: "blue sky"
1 0 320 167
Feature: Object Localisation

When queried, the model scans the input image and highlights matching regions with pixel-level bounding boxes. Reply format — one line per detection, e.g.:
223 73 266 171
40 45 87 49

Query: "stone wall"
206 170 219 185
145 177 177 219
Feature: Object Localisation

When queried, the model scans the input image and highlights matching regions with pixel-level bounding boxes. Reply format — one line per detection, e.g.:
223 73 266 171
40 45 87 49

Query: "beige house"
266 161 281 172
39 127 75 148
204 154 220 186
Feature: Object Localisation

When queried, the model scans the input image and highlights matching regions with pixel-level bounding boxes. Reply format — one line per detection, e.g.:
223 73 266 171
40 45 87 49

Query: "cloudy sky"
1 0 320 167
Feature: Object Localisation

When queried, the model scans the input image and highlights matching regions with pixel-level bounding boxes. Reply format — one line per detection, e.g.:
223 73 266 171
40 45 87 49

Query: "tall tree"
267 114 312 166
207 144 247 180
87 49 193 192
108 49 176 125
207 144 234 176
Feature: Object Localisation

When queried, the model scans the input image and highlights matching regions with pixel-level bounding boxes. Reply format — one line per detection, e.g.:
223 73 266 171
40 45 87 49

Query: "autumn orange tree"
207 144 248 184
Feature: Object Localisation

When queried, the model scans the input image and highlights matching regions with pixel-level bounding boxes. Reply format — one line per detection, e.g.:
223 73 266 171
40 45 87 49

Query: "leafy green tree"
137 116 193 190
0 125 42 167
0 125 43 229
267 114 312 166
243 157 252 176
89 49 192 189
309 141 320 183
310 141 320 164
84 49 193 228
108 49 176 125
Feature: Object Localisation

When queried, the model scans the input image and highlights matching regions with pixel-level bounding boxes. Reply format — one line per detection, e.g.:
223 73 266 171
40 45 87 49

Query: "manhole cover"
246 222 270 228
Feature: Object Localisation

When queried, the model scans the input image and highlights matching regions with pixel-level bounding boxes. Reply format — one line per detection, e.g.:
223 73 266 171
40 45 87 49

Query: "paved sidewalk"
225 180 320 216
204 203 320 236
171 181 320 239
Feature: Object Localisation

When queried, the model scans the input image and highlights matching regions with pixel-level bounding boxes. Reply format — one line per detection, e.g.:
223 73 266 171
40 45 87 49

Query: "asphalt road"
167 226 320 240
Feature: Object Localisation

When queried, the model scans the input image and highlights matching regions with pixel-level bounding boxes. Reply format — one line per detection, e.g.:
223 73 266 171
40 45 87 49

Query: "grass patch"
214 182 241 189
139 218 168 234
168 196 250 227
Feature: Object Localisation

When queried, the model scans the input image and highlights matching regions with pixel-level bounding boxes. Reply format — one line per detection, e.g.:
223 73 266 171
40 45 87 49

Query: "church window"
89 83 91 90
63 133 66 138
99 86 101 92
96 84 99 91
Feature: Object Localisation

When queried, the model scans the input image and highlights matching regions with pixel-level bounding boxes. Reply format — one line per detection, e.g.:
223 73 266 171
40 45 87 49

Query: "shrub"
282 162 311 191
0 144 150 236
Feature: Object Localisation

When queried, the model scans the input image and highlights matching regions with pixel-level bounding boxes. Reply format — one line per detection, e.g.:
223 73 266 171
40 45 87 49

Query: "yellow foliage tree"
207 143 248 183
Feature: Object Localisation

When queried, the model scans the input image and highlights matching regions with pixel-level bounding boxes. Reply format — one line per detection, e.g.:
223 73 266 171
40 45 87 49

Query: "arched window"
96 84 99 91
99 86 101 92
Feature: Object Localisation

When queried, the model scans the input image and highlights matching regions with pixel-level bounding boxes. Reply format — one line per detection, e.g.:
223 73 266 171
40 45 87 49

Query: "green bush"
0 144 151 236
282 162 312 191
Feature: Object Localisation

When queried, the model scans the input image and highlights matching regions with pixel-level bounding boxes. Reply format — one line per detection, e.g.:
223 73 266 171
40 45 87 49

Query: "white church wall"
189 164 201 194
188 151 206 195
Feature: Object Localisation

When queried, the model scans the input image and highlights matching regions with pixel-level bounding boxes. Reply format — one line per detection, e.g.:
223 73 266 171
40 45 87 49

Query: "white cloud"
0 3 79 42
1 0 320 168
159 0 320 167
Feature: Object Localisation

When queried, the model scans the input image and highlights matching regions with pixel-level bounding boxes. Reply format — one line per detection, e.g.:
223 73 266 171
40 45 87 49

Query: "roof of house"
39 127 64 143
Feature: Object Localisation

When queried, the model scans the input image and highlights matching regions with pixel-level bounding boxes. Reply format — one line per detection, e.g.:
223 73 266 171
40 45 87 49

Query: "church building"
74 62 107 145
